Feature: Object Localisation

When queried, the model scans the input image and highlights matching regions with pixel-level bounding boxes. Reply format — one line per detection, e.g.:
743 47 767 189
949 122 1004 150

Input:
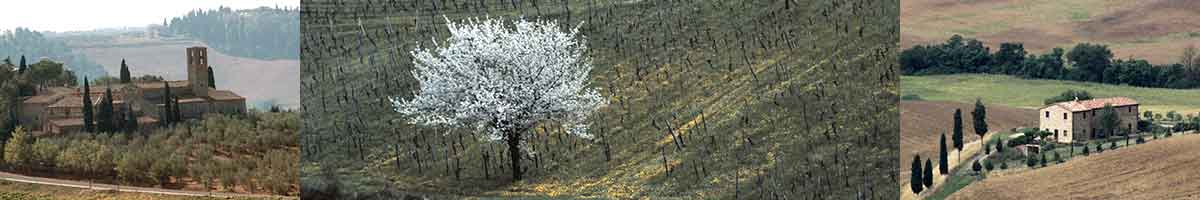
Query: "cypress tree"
953 109 964 159
97 87 115 132
17 55 25 74
125 104 138 132
82 77 94 133
207 66 216 88
120 59 131 83
911 155 923 194
973 99 989 150
939 133 949 174
995 138 1004 153
161 81 172 126
923 159 933 188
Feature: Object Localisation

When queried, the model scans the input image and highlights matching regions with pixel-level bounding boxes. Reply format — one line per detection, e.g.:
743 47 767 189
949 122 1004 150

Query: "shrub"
984 159 994 171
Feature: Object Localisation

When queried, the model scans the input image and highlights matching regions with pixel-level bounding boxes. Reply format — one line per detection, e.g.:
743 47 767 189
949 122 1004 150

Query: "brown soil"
949 134 1200 200
903 0 1200 64
899 100 1036 182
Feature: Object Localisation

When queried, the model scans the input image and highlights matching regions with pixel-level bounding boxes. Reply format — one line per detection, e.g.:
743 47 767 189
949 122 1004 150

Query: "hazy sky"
0 0 299 32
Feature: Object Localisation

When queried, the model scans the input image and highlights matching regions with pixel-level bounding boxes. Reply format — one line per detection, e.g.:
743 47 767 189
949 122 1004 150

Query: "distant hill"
0 28 107 81
901 0 1200 64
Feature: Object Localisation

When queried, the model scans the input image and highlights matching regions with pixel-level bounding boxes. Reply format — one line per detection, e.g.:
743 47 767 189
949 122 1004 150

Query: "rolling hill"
901 0 1200 64
948 133 1200 200
299 0 899 199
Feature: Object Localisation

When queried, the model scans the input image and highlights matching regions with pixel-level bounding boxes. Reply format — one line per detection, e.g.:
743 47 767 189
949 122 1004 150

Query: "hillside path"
0 171 294 199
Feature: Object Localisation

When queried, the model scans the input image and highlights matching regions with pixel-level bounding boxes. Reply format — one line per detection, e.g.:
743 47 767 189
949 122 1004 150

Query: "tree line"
164 6 300 60
901 35 1200 89
0 28 107 80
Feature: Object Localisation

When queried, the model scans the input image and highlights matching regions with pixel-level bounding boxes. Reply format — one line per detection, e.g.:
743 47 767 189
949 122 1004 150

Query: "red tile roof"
1049 97 1139 112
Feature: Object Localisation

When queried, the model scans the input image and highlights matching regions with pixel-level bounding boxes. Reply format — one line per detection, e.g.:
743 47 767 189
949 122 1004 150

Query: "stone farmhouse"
1038 97 1139 143
17 47 246 134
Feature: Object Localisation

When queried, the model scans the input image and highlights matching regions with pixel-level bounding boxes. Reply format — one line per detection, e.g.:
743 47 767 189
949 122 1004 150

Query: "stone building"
1038 97 1139 143
17 47 246 134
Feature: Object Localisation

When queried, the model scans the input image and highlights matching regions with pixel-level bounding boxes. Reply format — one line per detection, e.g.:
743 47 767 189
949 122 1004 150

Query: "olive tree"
391 17 606 181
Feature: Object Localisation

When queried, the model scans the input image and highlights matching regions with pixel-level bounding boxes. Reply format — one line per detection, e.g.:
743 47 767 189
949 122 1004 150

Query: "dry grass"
948 134 1200 200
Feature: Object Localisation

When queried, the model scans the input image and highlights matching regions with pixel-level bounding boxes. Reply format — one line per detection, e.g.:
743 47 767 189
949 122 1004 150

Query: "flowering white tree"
391 16 606 181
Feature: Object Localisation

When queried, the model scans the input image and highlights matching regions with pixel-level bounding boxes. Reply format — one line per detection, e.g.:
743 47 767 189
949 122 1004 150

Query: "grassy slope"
300 0 898 199
901 0 1200 64
902 74 1200 115
949 133 1200 200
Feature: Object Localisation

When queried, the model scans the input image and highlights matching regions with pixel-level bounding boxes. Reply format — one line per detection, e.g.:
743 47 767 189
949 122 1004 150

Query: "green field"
902 74 1200 115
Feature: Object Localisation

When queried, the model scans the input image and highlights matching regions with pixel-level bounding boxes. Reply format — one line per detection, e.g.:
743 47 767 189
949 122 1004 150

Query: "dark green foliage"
972 99 988 148
1067 43 1113 83
1083 144 1090 155
1099 104 1118 138
1097 142 1105 153
901 35 1198 89
923 159 934 188
207 66 215 88
1026 155 1037 168
1053 151 1062 163
165 7 299 60
939 133 949 174
994 138 1004 154
1039 153 1047 167
900 35 992 74
983 159 994 171
991 43 1026 72
0 28 107 80
124 104 137 133
953 109 964 152
999 160 1008 170
97 87 115 133
1044 90 1093 105
18 56 26 74
912 155 924 194
901 94 923 101
82 78 94 133
972 159 982 174
119 59 131 83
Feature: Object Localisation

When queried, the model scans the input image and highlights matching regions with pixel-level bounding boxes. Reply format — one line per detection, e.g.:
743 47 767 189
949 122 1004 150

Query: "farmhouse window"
1046 111 1050 118
1063 113 1067 120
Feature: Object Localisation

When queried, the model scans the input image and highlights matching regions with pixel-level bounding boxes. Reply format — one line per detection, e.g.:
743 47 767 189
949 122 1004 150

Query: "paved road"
0 171 295 199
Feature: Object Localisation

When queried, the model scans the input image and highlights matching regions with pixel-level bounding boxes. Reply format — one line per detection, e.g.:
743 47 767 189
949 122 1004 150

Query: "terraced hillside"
300 0 899 199
902 0 1200 64
949 134 1200 200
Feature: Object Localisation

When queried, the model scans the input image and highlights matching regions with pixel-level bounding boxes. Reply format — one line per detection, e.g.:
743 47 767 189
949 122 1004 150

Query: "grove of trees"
0 28 107 80
901 35 1199 89
165 6 300 60
1 112 298 195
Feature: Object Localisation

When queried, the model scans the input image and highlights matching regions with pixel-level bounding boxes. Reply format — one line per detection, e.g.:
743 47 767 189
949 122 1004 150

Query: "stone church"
17 47 246 134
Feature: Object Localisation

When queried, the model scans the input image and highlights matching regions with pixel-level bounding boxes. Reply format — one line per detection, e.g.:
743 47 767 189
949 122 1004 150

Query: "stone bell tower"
186 47 211 96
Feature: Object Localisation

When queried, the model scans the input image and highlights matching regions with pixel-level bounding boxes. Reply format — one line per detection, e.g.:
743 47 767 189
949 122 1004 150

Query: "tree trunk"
507 128 523 181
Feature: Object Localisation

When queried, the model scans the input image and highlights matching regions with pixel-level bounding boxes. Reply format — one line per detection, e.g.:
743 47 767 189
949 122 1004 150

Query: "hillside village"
14 47 245 135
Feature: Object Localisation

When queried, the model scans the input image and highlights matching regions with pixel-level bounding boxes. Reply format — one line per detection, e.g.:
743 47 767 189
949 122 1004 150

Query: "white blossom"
391 16 607 142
